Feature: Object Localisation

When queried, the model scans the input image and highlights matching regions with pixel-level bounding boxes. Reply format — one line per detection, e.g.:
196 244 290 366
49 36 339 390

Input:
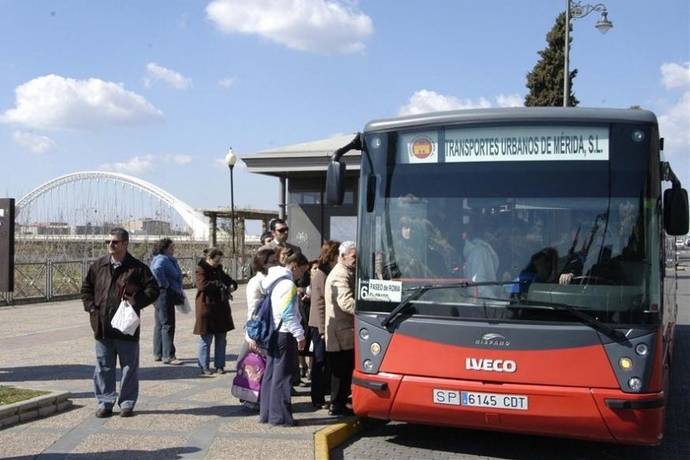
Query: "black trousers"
260 332 297 425
309 327 330 405
328 348 354 410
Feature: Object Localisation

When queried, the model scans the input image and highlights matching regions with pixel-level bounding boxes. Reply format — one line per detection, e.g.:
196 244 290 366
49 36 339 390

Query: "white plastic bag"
111 299 140 335
175 293 192 314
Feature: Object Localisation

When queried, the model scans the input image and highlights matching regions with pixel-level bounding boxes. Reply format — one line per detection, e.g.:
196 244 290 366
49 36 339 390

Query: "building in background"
17 222 70 236
124 218 173 235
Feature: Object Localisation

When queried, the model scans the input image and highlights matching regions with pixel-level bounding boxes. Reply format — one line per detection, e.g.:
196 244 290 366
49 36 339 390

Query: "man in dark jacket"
81 228 159 418
258 218 301 255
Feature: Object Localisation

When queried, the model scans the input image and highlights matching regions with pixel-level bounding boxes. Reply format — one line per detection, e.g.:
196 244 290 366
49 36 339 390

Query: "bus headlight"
618 357 633 370
628 377 643 392
635 343 649 356
359 328 370 341
363 359 374 371
370 342 381 355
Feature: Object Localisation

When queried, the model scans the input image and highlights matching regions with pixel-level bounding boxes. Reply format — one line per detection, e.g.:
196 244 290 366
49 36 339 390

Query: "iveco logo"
474 333 511 348
465 358 517 373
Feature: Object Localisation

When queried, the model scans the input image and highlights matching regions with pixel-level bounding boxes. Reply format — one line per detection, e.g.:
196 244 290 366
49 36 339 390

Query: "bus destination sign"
399 126 609 164
445 126 609 162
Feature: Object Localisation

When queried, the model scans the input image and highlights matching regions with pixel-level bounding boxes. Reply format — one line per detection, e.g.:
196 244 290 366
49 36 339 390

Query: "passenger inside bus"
387 216 448 279
460 220 501 298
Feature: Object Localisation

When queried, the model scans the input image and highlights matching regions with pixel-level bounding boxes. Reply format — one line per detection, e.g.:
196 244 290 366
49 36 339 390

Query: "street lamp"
563 0 613 107
224 148 237 256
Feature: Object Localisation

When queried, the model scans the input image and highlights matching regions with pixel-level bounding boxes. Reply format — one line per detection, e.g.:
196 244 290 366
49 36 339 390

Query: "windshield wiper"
380 280 520 330
380 286 431 330
508 300 627 342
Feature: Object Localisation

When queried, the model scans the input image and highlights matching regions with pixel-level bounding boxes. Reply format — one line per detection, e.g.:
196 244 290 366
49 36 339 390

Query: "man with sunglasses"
259 218 301 256
81 228 159 418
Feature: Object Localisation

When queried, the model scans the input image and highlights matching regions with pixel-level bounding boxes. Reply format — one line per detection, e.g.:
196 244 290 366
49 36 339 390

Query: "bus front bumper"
352 371 665 446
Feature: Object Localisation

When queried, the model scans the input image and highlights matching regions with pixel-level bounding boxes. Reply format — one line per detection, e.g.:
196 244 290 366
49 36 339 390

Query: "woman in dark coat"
194 248 237 375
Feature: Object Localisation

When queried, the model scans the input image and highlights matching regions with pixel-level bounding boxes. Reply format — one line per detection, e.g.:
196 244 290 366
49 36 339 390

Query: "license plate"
433 389 528 411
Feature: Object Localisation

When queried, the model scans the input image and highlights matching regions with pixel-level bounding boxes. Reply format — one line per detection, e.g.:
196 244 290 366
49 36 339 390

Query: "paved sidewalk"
0 286 335 460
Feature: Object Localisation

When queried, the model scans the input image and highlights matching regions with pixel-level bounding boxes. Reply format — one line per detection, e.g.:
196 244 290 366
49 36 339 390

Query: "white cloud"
218 77 235 89
206 0 373 54
496 93 524 108
1 74 162 130
657 62 690 187
661 62 690 90
399 90 523 116
659 87 690 154
145 62 192 89
100 154 194 175
100 155 156 175
12 130 56 153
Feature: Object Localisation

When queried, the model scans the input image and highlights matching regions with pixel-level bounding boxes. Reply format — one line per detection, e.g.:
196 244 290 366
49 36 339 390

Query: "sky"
0 0 688 221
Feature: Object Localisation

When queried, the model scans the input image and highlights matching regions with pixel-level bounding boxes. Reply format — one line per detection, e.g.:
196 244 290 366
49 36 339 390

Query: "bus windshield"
356 125 660 325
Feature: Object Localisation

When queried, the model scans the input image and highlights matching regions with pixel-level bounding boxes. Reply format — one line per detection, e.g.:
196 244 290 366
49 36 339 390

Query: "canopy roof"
240 133 361 177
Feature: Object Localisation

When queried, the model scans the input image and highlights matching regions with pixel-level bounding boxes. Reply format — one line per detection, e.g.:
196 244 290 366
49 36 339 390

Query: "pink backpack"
231 352 266 403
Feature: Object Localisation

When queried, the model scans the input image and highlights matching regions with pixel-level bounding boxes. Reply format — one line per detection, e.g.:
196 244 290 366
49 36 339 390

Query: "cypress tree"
525 12 579 107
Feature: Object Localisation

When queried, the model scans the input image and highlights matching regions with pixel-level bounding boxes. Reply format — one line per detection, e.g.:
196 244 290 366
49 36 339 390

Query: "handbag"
175 293 192 314
231 352 266 403
169 288 186 306
110 299 140 335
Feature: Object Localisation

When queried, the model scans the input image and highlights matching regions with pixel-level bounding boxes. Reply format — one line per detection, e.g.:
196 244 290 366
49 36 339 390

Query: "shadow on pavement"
295 416 346 427
134 404 249 418
4 446 201 460
358 423 660 460
0 361 238 382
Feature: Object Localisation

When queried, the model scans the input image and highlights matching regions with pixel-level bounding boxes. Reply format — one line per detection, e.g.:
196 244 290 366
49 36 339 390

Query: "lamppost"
563 0 613 106
224 148 237 256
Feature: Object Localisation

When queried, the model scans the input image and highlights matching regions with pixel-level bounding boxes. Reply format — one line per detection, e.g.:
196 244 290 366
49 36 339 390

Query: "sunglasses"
105 239 123 246
275 227 289 234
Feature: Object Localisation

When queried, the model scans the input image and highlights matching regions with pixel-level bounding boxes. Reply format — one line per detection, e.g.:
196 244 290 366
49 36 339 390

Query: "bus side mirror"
664 187 689 235
366 175 377 212
326 160 346 205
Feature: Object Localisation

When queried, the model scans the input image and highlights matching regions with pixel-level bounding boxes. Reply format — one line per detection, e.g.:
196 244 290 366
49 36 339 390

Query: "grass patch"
0 385 49 406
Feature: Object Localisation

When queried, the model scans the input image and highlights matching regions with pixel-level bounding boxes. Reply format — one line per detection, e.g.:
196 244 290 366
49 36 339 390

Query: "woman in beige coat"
307 240 340 408
324 241 356 416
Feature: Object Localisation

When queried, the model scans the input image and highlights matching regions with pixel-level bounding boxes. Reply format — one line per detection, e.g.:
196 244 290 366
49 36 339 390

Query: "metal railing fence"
1 256 251 305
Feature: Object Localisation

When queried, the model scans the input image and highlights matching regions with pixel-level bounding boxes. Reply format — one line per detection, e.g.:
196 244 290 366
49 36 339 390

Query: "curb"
0 390 72 430
313 416 361 460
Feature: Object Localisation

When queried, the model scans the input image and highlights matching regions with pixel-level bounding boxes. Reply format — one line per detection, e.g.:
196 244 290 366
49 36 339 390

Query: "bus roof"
364 107 658 133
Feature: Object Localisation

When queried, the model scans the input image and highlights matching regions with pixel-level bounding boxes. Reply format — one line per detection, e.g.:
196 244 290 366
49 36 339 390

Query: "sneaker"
200 367 215 375
153 356 162 362
215 368 225 375
95 407 113 418
119 407 134 417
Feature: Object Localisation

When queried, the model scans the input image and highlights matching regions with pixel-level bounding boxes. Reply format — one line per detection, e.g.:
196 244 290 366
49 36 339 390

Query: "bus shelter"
241 134 361 260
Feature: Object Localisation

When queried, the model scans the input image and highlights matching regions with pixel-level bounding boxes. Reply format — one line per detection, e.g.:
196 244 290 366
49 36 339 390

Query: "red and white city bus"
326 108 688 445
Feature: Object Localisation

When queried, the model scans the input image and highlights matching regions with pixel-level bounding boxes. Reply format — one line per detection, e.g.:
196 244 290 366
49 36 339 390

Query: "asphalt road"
334 252 690 460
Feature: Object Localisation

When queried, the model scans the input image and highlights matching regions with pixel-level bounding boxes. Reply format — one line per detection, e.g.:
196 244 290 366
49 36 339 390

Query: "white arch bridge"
17 171 209 240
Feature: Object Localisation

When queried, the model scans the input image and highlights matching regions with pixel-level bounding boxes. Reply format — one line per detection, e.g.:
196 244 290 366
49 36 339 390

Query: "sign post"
0 199 15 293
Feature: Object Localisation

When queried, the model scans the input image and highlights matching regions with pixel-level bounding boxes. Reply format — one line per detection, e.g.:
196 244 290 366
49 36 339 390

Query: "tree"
525 12 579 107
